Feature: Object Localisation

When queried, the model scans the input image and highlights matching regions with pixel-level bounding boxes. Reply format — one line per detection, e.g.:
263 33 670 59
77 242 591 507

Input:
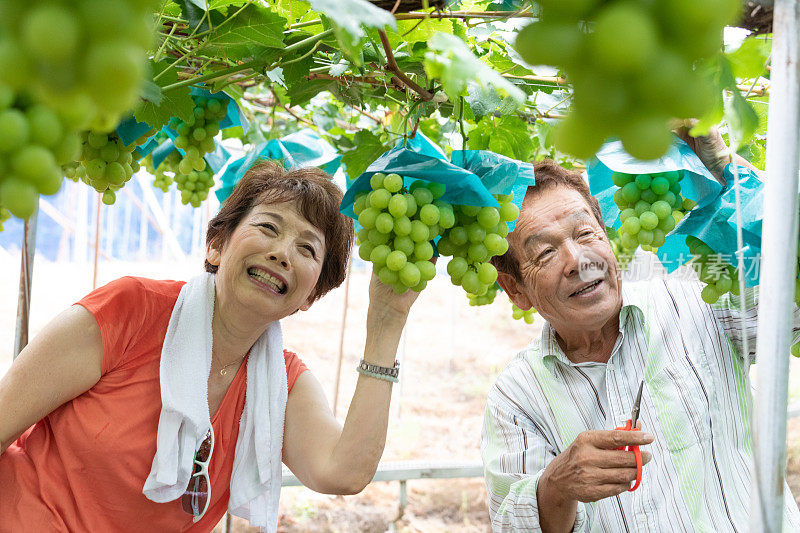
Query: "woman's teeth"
248 268 286 294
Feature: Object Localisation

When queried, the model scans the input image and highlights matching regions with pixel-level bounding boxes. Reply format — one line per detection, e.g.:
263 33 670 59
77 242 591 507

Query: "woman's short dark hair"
206 161 354 303
491 159 604 282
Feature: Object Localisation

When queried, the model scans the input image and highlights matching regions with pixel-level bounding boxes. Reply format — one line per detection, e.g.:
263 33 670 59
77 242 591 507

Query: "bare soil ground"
2 255 800 532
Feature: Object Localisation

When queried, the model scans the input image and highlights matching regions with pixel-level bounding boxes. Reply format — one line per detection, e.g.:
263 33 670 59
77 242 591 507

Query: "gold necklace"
218 356 245 377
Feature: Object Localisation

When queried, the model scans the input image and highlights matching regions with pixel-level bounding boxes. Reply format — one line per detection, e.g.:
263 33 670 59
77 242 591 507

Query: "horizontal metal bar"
281 461 483 487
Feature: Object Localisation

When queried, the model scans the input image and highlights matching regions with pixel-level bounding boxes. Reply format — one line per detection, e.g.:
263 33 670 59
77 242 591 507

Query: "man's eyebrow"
255 211 323 246
522 210 594 249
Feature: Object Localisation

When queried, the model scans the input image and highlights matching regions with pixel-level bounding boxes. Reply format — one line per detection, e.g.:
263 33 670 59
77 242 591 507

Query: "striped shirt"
481 278 800 532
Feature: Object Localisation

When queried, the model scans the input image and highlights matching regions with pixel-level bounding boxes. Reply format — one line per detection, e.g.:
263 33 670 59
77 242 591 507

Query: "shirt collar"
539 282 647 367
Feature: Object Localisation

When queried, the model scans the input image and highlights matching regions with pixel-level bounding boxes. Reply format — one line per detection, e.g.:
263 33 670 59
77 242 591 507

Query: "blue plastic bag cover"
724 164 765 239
657 163 764 285
450 150 536 232
189 87 247 132
395 132 448 160
151 138 177 169
339 145 499 220
135 136 160 159
116 115 156 147
215 129 342 204
205 142 232 174
587 135 723 227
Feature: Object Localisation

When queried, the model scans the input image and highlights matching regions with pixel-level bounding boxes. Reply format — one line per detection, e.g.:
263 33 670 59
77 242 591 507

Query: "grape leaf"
465 81 519 119
467 116 533 161
341 130 390 178
200 4 286 60
725 91 760 148
265 67 286 88
264 0 311 23
386 18 453 46
134 60 195 130
424 33 525 109
139 81 162 106
173 0 226 33
726 37 770 79
308 0 396 42
287 79 335 106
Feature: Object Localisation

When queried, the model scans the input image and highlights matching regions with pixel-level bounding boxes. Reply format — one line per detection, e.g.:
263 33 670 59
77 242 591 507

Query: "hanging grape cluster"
511 302 536 324
612 170 696 252
467 282 499 306
0 205 9 232
144 150 180 193
170 95 226 175
438 195 517 297
175 166 214 208
0 84 81 219
354 174 444 294
514 0 740 160
75 129 151 205
686 236 740 304
606 226 635 269
0 0 156 131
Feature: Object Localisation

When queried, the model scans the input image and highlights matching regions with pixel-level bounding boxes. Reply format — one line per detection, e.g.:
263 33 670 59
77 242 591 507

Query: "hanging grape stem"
378 30 434 101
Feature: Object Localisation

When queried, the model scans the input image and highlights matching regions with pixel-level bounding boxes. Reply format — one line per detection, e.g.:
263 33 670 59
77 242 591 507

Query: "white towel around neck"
142 272 287 531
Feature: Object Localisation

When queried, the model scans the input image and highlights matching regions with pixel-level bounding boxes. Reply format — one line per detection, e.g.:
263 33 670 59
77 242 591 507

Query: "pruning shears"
615 379 644 491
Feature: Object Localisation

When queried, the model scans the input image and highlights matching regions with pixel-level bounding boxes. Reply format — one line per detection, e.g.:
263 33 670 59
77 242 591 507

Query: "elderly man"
481 156 800 532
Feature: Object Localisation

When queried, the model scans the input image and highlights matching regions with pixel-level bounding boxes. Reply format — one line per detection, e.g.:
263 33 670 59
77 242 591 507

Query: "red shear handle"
615 420 643 492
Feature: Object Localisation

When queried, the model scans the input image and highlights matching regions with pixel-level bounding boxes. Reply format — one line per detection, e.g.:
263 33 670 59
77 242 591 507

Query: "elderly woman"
0 161 418 531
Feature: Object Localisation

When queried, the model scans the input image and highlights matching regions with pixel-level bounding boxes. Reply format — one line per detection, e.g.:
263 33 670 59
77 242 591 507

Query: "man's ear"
497 271 534 311
206 243 221 267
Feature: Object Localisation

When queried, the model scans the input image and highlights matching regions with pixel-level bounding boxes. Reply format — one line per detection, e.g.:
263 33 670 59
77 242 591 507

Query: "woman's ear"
206 243 221 267
298 293 315 312
497 271 534 311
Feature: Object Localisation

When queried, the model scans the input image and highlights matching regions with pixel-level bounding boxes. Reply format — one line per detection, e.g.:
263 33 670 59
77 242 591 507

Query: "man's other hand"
673 119 731 183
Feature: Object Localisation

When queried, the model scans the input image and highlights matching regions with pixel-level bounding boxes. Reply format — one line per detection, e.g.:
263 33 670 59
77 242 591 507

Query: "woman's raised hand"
367 261 433 322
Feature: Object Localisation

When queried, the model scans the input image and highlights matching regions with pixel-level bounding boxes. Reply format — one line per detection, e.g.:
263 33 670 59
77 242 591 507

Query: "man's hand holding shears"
537 380 653 531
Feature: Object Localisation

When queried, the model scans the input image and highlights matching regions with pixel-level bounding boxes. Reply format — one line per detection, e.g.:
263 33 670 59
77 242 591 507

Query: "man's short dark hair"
491 159 604 282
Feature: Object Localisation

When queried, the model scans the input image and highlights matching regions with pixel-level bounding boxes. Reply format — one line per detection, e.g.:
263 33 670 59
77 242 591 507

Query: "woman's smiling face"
207 199 327 321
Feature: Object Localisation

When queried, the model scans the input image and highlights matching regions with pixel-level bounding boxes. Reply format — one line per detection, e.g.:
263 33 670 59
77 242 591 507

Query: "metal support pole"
332 260 353 417
14 207 39 359
92 194 102 290
752 1 800 531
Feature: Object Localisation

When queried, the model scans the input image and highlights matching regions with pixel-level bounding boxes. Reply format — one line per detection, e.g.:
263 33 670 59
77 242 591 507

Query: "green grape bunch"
75 129 152 205
467 282 499 306
170 95 227 175
612 170 696 252
511 302 537 324
438 195 518 298
354 173 445 294
686 236 740 304
0 0 157 131
0 84 82 219
0 204 10 232
605 226 635 269
174 166 214 208
514 0 741 160
144 150 180 193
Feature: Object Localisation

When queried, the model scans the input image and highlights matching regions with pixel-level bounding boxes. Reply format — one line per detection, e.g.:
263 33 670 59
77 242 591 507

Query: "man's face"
500 186 622 332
